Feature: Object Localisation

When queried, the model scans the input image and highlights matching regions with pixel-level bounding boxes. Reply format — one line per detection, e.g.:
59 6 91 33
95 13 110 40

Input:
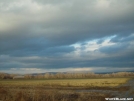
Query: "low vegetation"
0 87 114 101
0 72 134 101
0 78 130 87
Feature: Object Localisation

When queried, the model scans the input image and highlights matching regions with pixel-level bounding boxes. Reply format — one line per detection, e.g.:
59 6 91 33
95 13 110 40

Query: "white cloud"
66 37 116 60
96 0 110 9
1 67 93 74
1 67 134 74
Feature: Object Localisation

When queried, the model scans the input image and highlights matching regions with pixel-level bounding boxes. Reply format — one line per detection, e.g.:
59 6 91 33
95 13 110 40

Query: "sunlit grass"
0 78 130 87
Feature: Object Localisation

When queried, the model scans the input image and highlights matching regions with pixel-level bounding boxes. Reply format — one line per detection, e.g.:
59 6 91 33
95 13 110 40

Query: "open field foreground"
0 78 130 87
0 78 134 101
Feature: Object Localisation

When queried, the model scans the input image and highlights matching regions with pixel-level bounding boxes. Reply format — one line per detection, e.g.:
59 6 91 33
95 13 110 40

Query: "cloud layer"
0 0 134 73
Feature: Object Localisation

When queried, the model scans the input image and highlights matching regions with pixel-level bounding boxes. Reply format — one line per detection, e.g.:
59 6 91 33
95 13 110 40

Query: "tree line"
0 72 134 79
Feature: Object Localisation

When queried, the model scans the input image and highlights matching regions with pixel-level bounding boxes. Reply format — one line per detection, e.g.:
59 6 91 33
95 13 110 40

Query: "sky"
0 0 134 74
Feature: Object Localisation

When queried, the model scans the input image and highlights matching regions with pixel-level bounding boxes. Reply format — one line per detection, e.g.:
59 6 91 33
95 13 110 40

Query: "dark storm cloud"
0 36 74 57
1 47 134 70
98 43 129 54
110 34 134 43
0 0 134 73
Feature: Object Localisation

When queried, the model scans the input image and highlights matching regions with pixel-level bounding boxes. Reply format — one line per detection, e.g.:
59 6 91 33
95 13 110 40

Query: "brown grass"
0 86 114 101
0 78 132 101
0 78 130 90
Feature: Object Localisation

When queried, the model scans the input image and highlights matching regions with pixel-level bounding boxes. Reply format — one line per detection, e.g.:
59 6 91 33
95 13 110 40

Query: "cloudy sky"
0 0 134 74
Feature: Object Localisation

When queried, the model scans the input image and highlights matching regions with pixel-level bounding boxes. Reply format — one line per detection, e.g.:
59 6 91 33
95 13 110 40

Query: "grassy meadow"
0 77 133 101
0 78 130 87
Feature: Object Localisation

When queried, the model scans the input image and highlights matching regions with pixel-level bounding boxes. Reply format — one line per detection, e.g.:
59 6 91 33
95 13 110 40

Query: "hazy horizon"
0 0 134 74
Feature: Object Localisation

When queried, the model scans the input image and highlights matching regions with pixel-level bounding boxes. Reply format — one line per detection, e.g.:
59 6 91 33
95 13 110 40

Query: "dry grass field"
0 78 130 87
0 78 133 101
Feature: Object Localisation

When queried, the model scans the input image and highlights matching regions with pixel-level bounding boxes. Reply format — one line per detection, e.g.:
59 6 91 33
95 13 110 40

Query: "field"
0 78 134 101
0 78 130 87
